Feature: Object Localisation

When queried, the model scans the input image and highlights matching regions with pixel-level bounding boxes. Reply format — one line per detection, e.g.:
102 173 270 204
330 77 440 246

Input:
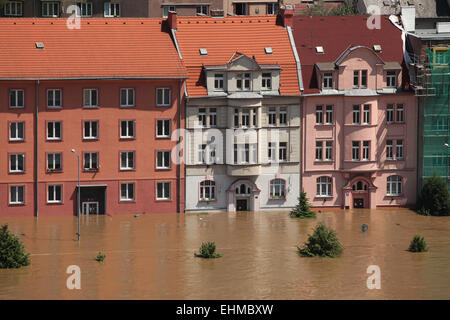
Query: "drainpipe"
177 79 182 213
35 80 39 217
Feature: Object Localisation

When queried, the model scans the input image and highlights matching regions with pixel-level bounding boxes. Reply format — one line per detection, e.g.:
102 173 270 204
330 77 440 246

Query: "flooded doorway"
78 185 106 215
236 199 248 211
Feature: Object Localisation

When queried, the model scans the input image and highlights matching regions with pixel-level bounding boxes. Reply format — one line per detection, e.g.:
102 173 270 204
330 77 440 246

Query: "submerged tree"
290 191 316 218
297 223 343 257
408 235 428 253
418 174 450 216
0 224 30 269
194 241 222 259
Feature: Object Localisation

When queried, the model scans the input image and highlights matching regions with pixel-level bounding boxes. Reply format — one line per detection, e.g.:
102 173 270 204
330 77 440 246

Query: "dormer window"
353 71 359 88
262 73 272 90
214 74 224 90
361 70 367 88
387 71 397 88
323 73 333 89
237 73 251 91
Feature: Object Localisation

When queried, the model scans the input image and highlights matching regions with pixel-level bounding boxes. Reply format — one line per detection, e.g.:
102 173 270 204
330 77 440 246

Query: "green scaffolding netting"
423 48 450 188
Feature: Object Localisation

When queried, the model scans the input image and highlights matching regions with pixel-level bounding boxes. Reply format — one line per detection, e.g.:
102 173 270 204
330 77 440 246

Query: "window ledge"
268 197 286 201
315 195 333 198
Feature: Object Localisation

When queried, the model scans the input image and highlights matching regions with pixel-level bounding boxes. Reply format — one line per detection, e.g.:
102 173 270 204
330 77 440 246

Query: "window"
214 74 224 90
10 154 24 173
315 141 323 161
323 73 333 89
163 5 176 17
156 88 171 106
242 109 250 127
353 105 360 124
5 2 23 16
252 108 258 127
387 71 396 87
317 177 332 196
269 107 276 125
210 108 217 127
120 151 135 170
47 185 62 203
83 89 98 108
236 183 251 195
244 73 251 90
267 3 279 15
42 2 59 17
157 151 170 169
10 122 24 141
198 144 206 164
352 141 360 161
325 105 333 124
197 5 208 15
234 108 239 127
209 144 217 164
361 70 368 88
279 107 287 125
353 70 360 88
157 120 170 138
396 140 404 160
363 105 370 125
10 186 24 205
47 121 62 140
363 141 370 161
243 144 250 163
76 2 92 17
352 181 367 191
120 89 134 107
47 153 62 171
386 104 394 123
120 183 135 201
316 106 323 124
279 142 287 162
386 140 393 160
47 89 62 108
83 121 98 140
235 3 248 15
83 152 98 171
387 176 402 196
236 73 250 90
104 2 120 17
120 120 135 139
270 179 285 198
396 104 404 123
262 73 272 90
325 141 333 161
200 180 215 201
198 108 207 127
268 142 276 162
157 182 171 200
9 89 24 108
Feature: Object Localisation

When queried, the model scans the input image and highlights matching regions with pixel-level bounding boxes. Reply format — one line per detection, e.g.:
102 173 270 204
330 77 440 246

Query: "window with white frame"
242 109 250 127
387 175 402 196
156 88 171 106
269 107 276 125
42 1 59 17
268 142 276 162
267 3 278 15
83 89 98 108
198 144 206 164
157 182 171 200
9 186 24 205
363 105 370 125
353 105 360 124
323 73 333 89
9 89 24 108
325 141 333 161
120 120 135 139
83 121 98 140
325 105 333 124
396 139 404 160
196 5 208 15
270 179 285 198
120 151 135 170
361 70 368 88
200 180 215 201
317 176 332 196
47 89 62 108
104 2 120 17
76 2 92 17
163 5 176 18
234 3 248 15
279 107 287 125
362 141 370 161
47 184 62 203
10 122 24 141
210 108 217 127
386 104 394 123
252 108 258 127
262 73 272 90
352 141 360 161
316 106 323 124
396 104 404 122
83 152 98 171
316 141 323 161
10 154 24 173
120 88 135 107
386 71 397 87
157 119 170 138
386 140 393 160
353 70 360 88
156 151 170 169
47 153 62 171
209 144 217 164
214 74 224 90
47 121 62 140
198 108 207 127
4 1 23 16
279 142 287 162
120 183 135 201
234 108 239 127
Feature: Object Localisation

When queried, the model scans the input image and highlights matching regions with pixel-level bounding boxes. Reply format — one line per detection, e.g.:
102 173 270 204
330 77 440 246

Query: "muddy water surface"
0 209 450 299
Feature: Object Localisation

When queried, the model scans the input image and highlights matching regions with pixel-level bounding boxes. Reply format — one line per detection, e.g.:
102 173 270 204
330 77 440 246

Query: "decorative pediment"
227 52 261 71
334 45 385 66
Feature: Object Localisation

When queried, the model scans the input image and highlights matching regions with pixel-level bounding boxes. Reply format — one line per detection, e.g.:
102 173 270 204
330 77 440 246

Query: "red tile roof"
292 15 405 94
0 18 186 80
174 15 300 97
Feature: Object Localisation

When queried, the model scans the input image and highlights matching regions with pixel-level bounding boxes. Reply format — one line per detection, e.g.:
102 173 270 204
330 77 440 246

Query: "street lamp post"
71 149 80 241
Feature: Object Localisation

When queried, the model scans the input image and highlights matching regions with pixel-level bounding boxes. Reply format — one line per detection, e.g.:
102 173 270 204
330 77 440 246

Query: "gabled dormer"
204 52 281 96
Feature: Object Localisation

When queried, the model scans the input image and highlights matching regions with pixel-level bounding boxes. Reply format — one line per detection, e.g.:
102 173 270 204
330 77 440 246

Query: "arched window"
200 180 216 200
270 179 286 199
387 176 402 196
352 180 368 191
317 177 332 196
236 183 251 195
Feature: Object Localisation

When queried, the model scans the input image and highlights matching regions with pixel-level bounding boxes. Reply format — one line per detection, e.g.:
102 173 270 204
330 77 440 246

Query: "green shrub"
418 174 450 216
408 235 428 253
194 241 222 259
290 191 316 218
417 207 431 216
0 224 30 268
95 252 106 262
298 223 343 258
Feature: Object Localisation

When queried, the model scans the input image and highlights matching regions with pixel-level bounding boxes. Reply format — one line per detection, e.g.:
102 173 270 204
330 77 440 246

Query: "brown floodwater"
0 209 449 300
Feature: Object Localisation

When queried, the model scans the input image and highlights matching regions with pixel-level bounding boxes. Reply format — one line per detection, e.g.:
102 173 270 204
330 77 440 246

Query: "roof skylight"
315 46 324 54
199 48 208 56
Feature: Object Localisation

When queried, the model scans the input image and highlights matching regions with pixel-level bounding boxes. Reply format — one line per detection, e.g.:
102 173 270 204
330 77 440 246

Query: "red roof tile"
0 18 186 79
174 15 300 97
292 15 405 94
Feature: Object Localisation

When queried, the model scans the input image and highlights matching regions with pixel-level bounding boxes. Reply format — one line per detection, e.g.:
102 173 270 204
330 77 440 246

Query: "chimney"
279 5 294 28
401 6 415 32
168 11 177 30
